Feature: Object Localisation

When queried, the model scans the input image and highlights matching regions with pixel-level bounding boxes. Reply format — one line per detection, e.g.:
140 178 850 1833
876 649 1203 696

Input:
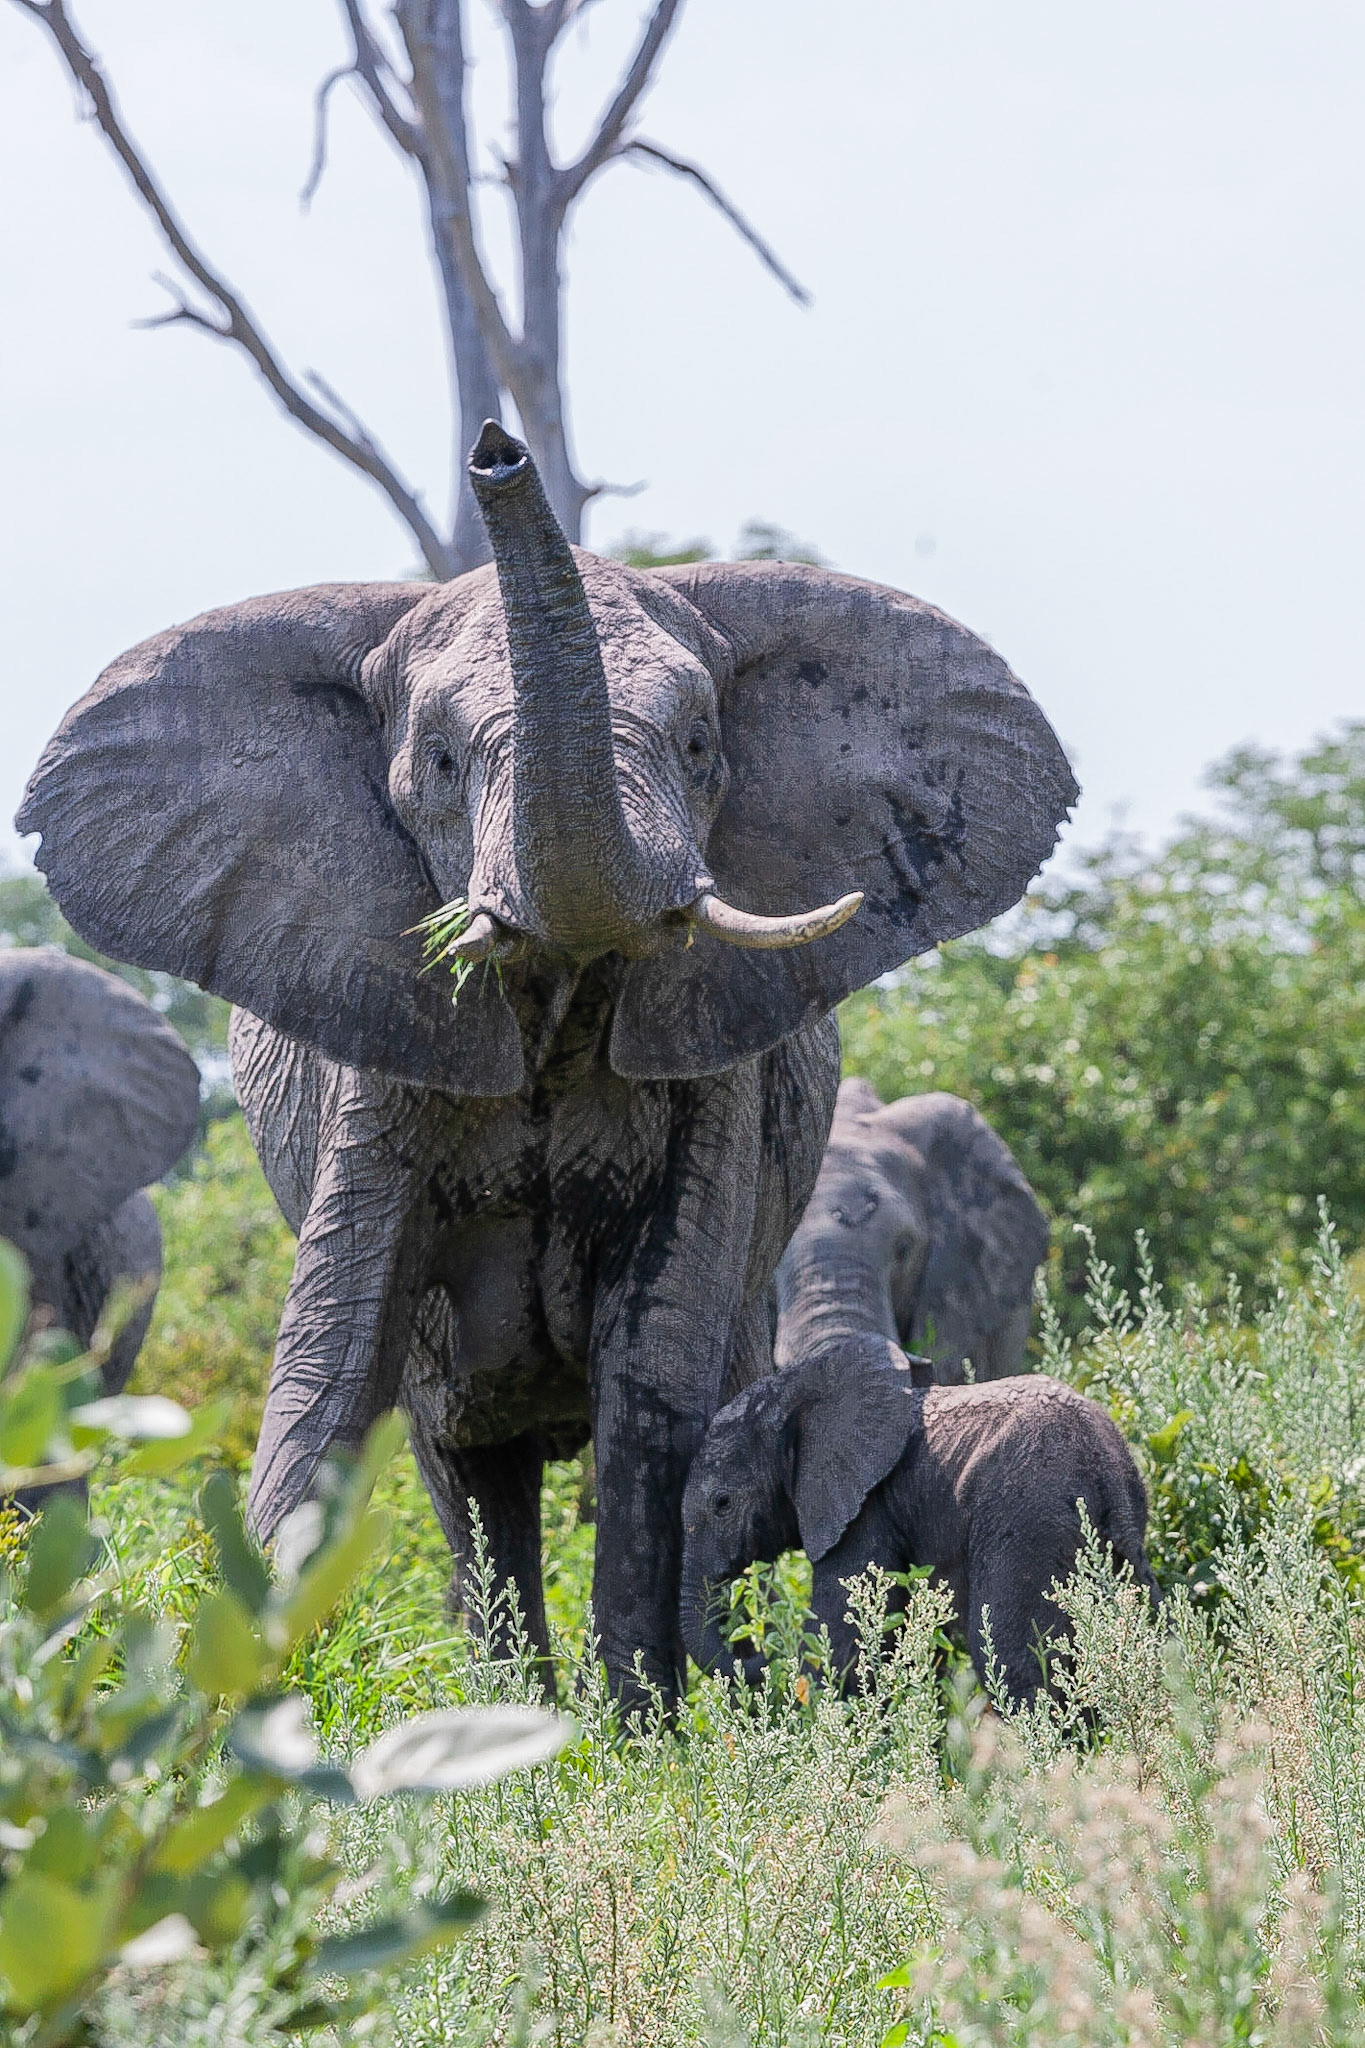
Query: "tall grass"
75 1220 1365 2044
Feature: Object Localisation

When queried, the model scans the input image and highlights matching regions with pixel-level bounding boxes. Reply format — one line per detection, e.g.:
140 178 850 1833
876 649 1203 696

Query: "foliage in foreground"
0 1244 564 2045
27 1224 1365 2046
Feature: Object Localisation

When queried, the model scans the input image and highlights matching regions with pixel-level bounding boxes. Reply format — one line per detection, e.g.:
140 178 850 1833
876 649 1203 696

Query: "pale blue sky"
2 1 1362 868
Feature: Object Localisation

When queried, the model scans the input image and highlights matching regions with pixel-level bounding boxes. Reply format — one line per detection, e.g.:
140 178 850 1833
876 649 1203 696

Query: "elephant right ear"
16 585 523 1095
0 950 201 1279
789 1334 922 1561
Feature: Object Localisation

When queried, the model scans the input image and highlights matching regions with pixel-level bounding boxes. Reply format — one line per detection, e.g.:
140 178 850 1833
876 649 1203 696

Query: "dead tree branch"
12 0 810 569
557 0 684 205
300 63 354 209
13 0 454 575
623 140 811 305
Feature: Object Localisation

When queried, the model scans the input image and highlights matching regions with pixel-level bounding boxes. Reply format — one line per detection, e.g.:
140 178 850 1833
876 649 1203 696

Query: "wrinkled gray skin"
0 950 201 1484
776 1079 1049 1385
681 1342 1158 1704
19 424 1076 1708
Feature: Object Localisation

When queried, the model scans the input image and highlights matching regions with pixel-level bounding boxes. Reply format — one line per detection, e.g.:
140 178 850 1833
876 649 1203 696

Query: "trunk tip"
470 419 529 482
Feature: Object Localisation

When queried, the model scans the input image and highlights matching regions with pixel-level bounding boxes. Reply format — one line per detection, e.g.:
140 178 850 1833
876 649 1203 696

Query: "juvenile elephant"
681 1339 1158 1704
776 1079 1048 1384
0 948 200 1398
19 423 1076 1705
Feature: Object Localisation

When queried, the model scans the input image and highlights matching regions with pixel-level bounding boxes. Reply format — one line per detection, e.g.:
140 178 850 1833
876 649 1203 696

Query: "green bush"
0 1241 565 2045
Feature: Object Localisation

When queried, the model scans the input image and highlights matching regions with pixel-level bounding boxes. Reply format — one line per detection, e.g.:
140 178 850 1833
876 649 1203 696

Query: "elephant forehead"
379 558 718 726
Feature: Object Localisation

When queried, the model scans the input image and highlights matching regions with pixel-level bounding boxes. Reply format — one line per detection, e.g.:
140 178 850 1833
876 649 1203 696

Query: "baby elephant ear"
0 950 201 1281
612 563 1077 1078
789 1334 921 1562
884 1093 1049 1377
17 585 523 1096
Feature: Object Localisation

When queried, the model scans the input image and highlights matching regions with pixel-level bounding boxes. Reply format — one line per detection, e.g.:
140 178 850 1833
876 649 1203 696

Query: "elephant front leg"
589 1075 762 1713
406 1413 554 1689
248 1072 435 1542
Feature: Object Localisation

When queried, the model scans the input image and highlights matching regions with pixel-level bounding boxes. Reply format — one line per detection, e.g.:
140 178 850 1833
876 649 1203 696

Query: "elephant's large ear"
884 1093 1049 1376
611 563 1078 1078
789 1334 921 1561
0 950 201 1280
17 586 523 1095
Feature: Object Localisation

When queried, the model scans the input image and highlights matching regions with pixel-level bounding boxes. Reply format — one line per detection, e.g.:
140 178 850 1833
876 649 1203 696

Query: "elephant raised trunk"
468 418 865 961
469 418 648 952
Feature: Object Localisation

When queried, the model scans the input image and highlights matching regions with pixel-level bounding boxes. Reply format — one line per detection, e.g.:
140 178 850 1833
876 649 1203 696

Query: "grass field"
46 1122 1362 2043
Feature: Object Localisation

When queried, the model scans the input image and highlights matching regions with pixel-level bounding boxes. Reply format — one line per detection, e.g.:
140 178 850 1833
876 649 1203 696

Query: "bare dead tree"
11 0 808 576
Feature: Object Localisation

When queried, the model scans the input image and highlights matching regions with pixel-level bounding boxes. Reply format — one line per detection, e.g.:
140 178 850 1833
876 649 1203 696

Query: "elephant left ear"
611 562 1078 1079
0 949 201 1277
789 1334 922 1562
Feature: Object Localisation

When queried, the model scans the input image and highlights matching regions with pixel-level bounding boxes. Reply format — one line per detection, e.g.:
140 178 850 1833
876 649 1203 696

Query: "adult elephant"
776 1080 1049 1385
18 424 1076 1706
0 948 200 1401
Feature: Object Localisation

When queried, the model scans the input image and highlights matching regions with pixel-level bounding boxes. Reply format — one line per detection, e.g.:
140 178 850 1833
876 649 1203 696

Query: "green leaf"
351 1706 569 1800
348 1409 409 1506
274 1508 389 1653
310 1891 486 1977
152 1778 274 1877
23 1493 98 1620
0 1365 63 1471
185 1589 267 1699
877 1965 915 1989
178 1869 252 1950
228 1695 318 1779
199 1470 270 1613
124 1396 231 1476
0 1872 111 2009
879 2026 910 2048
1147 1409 1198 1463
69 1393 191 1446
0 1238 29 1374
25 1809 99 1885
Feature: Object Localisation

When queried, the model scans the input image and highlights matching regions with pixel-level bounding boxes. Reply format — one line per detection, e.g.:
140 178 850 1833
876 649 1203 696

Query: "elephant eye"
712 1491 732 1516
686 719 711 760
426 734 458 778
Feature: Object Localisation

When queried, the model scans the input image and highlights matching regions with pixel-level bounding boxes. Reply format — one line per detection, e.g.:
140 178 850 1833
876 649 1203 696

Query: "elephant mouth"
437 887 865 973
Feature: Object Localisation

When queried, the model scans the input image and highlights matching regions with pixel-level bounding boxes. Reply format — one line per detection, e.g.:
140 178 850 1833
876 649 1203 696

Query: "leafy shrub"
0 1240 565 2044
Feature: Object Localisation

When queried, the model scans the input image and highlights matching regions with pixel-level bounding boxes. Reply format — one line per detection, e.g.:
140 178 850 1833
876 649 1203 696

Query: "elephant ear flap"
890 1094 1049 1375
612 563 1078 1079
17 584 523 1096
0 950 201 1278
789 1334 921 1561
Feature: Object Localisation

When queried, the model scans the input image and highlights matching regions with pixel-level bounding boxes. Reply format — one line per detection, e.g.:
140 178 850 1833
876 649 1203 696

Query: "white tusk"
686 890 864 951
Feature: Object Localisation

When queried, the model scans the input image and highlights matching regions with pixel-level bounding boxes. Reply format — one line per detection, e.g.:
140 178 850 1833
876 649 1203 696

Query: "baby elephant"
681 1336 1158 1703
0 948 200 1405
777 1079 1048 1385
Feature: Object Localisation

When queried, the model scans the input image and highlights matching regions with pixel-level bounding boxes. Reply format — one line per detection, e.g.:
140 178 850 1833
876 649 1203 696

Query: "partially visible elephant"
681 1340 1158 1704
0 948 200 1398
776 1079 1048 1384
19 422 1076 1706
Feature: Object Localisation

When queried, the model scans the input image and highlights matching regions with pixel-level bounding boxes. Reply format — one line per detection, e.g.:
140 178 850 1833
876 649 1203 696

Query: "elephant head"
680 1333 919 1675
775 1081 1049 1381
0 948 201 1305
18 426 1077 1096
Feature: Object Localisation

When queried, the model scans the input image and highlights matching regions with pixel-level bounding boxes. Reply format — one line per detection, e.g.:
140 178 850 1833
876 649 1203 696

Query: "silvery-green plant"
0 1237 566 2044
